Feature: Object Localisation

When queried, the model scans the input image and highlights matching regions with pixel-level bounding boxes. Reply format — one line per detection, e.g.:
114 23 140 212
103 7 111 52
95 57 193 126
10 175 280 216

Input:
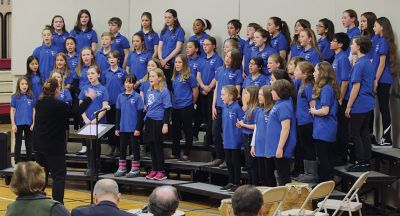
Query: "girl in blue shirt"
251 28 277 77
293 61 316 183
170 55 199 161
220 85 244 192
372 17 398 147
70 9 98 53
250 85 276 186
189 18 211 58
208 49 242 168
54 53 75 90
126 32 151 81
25 56 42 101
144 68 172 181
299 29 322 66
114 75 144 178
96 32 113 80
140 58 162 107
268 79 297 185
32 25 59 81
310 62 340 182
267 54 285 77
267 17 291 59
158 9 185 89
243 23 261 76
289 19 310 60
139 12 159 59
50 15 69 53
287 57 306 88
65 37 79 73
236 85 259 185
360 12 378 60
316 18 335 62
75 47 96 91
242 57 268 90
342 9 361 40
10 77 35 163
197 37 223 147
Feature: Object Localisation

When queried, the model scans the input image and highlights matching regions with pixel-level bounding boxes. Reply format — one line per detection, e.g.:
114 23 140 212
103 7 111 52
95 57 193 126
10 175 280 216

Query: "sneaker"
220 183 234 191
76 146 87 155
193 136 199 142
153 171 167 181
206 159 224 167
177 155 190 162
114 169 127 177
126 169 141 178
219 161 227 169
146 170 157 180
346 162 370 172
228 184 239 192
373 138 392 148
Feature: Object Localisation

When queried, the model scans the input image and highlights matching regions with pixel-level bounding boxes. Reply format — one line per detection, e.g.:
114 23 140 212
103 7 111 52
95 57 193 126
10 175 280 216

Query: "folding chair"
261 186 288 215
317 172 368 216
281 180 335 216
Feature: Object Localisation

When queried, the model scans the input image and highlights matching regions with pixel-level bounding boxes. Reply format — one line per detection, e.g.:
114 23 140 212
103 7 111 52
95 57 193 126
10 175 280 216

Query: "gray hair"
148 186 179 216
93 179 119 197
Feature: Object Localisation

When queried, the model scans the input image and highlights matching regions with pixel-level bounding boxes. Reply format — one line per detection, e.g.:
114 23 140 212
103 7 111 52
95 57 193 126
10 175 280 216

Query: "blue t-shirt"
265 98 297 158
296 83 313 125
271 32 289 54
145 87 172 121
313 84 338 142
57 89 72 104
290 44 303 58
52 31 69 53
70 29 98 53
346 56 375 113
104 67 127 105
116 91 144 132
160 27 185 63
198 53 223 92
189 32 209 57
77 64 91 90
242 73 269 89
318 37 334 61
138 30 160 57
299 47 321 66
215 67 243 107
111 33 130 67
254 108 270 157
243 40 257 75
126 50 152 81
32 43 59 80
372 36 394 84
67 53 79 72
222 101 244 149
140 80 150 104
10 94 35 125
238 37 246 58
251 44 276 75
241 107 259 135
63 70 76 86
188 55 203 78
332 51 351 87
28 74 42 101
78 83 109 123
366 34 378 60
346 27 361 40
172 73 198 109
95 49 110 76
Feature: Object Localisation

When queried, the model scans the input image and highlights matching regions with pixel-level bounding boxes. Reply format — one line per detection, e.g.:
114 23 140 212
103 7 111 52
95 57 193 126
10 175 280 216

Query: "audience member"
231 185 263 216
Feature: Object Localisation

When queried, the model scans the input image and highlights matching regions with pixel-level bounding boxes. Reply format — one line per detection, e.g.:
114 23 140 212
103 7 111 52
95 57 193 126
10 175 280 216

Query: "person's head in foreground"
232 185 263 216
148 186 179 216
10 161 46 196
93 179 121 205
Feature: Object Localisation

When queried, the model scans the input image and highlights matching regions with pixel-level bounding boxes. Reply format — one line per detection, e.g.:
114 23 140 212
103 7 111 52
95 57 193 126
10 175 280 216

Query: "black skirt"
143 118 164 143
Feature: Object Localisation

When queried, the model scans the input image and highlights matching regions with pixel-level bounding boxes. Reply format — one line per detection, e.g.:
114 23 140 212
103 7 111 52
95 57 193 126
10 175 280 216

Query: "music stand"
76 123 114 203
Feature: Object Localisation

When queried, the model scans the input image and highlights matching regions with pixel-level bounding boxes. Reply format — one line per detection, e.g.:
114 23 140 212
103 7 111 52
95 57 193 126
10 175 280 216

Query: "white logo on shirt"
228 111 237 119
130 98 136 105
87 34 92 39
147 93 155 106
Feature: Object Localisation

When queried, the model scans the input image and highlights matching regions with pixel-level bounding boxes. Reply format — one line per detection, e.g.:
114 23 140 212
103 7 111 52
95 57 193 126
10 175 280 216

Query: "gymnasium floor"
0 177 220 215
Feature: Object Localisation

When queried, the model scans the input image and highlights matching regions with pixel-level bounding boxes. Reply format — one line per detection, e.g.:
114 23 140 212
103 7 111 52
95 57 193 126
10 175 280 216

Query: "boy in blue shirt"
96 32 113 80
108 17 130 68
33 26 60 80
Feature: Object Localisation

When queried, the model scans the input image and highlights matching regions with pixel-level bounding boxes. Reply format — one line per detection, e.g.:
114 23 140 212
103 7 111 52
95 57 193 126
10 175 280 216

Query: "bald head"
93 179 120 204
149 186 179 216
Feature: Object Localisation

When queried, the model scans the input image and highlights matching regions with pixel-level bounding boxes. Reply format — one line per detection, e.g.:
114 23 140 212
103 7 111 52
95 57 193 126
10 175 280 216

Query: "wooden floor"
0 177 220 216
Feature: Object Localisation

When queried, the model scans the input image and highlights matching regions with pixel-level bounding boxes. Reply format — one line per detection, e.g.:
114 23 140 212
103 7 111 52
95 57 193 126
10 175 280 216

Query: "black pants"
273 157 291 186
377 83 392 140
212 107 224 159
350 112 371 163
243 134 258 185
199 93 213 145
336 100 349 162
298 123 315 160
314 139 333 182
258 157 276 186
163 64 174 91
14 125 32 163
193 98 202 138
225 149 241 185
106 105 118 147
120 132 140 161
149 140 164 171
172 106 194 157
35 152 66 204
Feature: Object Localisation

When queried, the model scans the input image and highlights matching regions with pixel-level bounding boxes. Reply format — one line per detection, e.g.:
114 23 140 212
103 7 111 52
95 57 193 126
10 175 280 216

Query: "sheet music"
78 124 107 136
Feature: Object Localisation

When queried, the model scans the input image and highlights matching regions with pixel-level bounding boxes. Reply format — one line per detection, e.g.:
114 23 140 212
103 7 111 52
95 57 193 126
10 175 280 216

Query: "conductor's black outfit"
32 96 92 204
